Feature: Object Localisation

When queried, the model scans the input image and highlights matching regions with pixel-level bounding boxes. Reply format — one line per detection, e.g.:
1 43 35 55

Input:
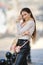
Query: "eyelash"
22 14 26 17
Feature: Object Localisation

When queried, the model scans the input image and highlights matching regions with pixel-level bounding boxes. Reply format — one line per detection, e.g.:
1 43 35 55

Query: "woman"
10 7 36 65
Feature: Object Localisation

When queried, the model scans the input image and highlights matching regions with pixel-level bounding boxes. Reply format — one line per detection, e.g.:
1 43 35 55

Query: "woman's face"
21 11 31 21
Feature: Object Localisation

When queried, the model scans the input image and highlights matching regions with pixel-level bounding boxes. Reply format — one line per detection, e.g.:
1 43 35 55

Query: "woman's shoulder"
27 19 34 25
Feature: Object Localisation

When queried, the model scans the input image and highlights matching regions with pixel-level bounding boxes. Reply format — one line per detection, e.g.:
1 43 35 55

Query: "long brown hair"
20 8 36 43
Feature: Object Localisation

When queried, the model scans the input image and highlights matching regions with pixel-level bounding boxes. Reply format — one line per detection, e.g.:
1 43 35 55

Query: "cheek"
27 14 30 17
23 16 26 19
25 15 29 19
23 15 27 19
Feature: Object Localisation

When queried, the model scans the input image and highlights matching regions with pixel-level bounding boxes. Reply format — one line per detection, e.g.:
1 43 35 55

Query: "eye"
24 14 27 15
22 14 27 17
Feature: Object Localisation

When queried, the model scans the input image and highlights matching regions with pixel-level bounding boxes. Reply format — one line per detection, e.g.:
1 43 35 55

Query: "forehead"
22 11 28 14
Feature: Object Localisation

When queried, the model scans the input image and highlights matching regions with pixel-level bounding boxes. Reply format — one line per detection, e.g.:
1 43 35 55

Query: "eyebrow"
22 14 27 16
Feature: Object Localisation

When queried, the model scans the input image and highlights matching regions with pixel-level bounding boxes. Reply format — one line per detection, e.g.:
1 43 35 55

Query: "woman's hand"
22 30 30 36
10 45 16 52
16 15 22 22
15 46 21 53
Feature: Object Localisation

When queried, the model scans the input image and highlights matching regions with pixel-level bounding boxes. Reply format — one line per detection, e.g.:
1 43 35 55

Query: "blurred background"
0 0 43 64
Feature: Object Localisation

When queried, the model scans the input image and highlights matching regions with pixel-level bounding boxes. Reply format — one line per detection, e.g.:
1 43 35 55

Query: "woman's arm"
10 39 21 53
19 21 33 34
16 15 22 22
21 21 35 36
10 39 17 51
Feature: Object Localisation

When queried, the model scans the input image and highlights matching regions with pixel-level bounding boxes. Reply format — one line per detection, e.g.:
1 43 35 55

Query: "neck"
25 17 33 22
